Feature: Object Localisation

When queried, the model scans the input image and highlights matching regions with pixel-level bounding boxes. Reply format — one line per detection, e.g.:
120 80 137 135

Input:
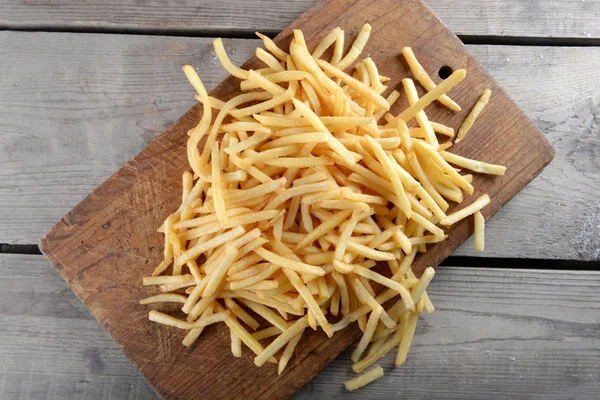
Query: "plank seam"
0 243 43 255
439 256 600 270
3 243 598 270
459 35 600 47
1 27 600 47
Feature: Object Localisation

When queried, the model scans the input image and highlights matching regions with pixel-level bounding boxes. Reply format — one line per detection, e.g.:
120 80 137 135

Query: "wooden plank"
0 254 156 399
37 0 554 398
1 254 599 399
1 0 599 40
0 31 597 260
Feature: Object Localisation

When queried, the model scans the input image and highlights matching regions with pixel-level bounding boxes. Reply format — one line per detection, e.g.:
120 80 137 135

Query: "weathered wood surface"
38 0 555 397
1 0 600 40
1 255 598 399
1 32 598 260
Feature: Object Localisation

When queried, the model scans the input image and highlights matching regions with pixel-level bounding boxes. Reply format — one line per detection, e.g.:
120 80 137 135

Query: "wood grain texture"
0 254 156 400
2 32 596 259
1 255 599 399
1 0 599 39
37 1 554 399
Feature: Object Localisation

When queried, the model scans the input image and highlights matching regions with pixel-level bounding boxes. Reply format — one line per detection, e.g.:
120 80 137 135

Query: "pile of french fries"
141 23 505 391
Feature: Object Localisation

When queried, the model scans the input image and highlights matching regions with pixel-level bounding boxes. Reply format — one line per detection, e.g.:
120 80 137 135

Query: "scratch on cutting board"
147 161 168 180
154 137 188 165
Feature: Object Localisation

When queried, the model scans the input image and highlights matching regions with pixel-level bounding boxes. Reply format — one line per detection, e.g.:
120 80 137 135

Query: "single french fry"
278 329 304 375
260 132 330 150
474 210 485 251
327 235 395 261
231 328 242 358
344 366 384 391
441 194 490 226
240 71 311 91
312 26 342 59
211 143 228 223
175 207 249 230
254 315 309 366
264 157 333 168
213 38 248 79
440 151 506 176
334 210 361 261
396 300 424 366
254 247 325 276
143 274 194 287
340 188 388 206
202 246 239 297
177 227 245 267
351 308 382 363
240 299 289 332
256 32 288 61
336 24 372 70
252 326 282 341
228 263 280 291
319 199 371 213
331 29 345 65
430 121 455 137
183 65 213 179
139 293 187 304
149 309 230 330
456 89 492 142
402 78 438 149
255 48 286 72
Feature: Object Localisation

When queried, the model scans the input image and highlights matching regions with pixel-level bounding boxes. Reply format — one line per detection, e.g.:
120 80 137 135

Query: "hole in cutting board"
438 65 454 79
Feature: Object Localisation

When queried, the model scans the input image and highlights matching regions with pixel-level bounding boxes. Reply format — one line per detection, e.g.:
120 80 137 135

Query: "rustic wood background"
0 0 599 399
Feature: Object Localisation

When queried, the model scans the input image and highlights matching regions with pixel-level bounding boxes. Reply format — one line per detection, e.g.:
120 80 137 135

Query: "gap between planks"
2 26 600 47
2 243 597 271
1 0 600 40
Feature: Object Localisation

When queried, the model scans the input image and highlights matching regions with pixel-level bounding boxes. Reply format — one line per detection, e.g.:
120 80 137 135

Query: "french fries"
474 210 485 251
401 47 461 112
456 88 492 142
142 23 506 392
344 366 384 391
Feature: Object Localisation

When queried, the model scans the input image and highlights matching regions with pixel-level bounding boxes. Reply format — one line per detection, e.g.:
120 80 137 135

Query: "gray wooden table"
1 1 599 399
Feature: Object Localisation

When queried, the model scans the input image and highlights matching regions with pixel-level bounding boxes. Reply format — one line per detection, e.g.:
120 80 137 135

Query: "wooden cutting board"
40 0 555 398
